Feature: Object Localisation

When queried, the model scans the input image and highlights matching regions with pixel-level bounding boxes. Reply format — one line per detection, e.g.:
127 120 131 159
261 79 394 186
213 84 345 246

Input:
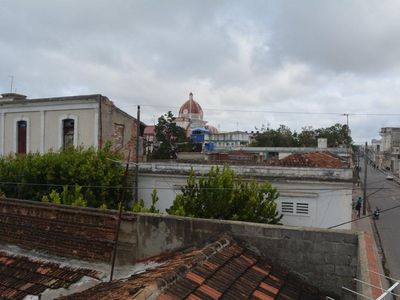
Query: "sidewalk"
352 186 389 299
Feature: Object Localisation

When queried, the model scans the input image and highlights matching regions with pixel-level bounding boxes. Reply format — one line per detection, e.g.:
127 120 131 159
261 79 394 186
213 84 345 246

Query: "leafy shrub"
0 143 125 208
131 188 160 213
167 166 282 224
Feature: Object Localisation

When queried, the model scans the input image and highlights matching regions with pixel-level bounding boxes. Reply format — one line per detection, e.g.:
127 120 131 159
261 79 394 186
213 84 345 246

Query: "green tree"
152 111 193 159
251 123 352 148
167 166 282 224
315 123 352 147
0 144 124 208
251 125 297 147
297 126 317 147
132 188 160 213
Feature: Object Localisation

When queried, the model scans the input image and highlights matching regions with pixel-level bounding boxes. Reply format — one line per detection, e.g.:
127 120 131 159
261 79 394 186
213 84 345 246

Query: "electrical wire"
120 103 400 117
328 204 400 229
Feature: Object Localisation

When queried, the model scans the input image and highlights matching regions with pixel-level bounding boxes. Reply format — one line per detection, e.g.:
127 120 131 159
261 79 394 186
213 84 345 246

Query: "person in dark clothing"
355 196 362 217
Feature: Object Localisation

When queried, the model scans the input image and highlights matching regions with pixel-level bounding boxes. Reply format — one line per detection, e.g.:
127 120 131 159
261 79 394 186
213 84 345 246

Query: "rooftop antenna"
9 75 14 93
342 271 400 299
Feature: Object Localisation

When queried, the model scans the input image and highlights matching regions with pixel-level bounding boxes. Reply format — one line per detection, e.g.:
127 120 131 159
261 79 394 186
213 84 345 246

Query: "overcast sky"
1 0 400 143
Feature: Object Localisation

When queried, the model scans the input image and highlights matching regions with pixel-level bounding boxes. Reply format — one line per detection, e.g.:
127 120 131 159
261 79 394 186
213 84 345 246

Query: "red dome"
206 125 219 134
179 93 203 118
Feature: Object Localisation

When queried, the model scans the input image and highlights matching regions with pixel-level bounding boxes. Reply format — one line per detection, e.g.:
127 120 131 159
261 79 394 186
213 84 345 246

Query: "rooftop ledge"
138 162 354 182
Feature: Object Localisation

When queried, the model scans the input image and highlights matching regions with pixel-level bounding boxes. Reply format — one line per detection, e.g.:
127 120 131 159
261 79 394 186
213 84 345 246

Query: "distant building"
143 125 155 155
175 93 220 149
378 127 400 173
205 130 253 150
175 92 208 132
138 151 353 229
0 93 143 159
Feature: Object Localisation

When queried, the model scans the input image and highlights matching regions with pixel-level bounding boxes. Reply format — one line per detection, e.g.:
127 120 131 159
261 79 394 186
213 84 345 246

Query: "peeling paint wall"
100 97 139 160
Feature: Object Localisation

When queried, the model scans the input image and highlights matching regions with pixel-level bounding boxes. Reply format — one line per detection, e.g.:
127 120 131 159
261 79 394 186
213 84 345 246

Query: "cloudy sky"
1 0 400 143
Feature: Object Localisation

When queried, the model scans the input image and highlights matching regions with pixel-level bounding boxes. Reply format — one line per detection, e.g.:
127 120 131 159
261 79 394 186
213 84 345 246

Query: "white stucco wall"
44 109 97 151
0 101 99 155
3 112 41 153
138 173 352 230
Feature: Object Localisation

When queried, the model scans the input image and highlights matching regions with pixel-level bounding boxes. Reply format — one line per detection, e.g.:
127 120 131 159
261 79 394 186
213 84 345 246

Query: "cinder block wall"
0 198 118 262
131 213 359 299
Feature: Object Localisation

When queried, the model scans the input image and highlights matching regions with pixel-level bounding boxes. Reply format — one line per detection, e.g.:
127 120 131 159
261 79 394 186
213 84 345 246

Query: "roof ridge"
156 237 232 292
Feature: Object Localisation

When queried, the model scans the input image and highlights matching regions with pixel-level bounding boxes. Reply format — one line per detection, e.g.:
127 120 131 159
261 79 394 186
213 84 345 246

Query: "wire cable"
328 204 400 229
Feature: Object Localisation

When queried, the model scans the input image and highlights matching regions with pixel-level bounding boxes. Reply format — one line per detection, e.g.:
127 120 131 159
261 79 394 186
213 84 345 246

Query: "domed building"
175 93 208 132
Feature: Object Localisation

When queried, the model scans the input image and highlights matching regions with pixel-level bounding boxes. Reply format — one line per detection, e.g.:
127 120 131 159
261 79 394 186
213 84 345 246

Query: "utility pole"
110 151 131 282
344 113 350 166
363 141 368 216
135 105 140 203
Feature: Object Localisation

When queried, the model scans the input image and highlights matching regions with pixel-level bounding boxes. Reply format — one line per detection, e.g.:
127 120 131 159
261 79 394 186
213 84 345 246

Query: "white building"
378 127 400 172
0 93 141 159
137 157 353 229
205 131 253 149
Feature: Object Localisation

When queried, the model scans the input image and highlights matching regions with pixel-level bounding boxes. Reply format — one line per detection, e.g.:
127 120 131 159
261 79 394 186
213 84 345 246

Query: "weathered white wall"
0 101 99 155
44 109 97 151
3 111 41 153
139 162 353 181
138 173 352 230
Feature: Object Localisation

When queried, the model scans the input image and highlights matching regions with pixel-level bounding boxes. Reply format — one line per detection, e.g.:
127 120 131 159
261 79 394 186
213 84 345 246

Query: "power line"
120 103 400 117
328 204 400 229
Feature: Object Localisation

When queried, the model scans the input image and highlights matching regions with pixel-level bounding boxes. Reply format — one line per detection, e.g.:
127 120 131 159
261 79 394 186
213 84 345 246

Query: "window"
113 124 125 149
62 119 75 148
17 120 27 154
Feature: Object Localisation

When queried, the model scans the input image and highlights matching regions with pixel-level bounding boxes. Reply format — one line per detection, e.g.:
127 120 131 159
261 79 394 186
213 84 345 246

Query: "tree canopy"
251 123 352 147
167 166 282 224
151 111 193 159
0 144 125 208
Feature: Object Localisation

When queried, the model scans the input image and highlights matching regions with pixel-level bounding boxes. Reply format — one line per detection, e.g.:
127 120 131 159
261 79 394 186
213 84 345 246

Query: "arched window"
63 119 75 148
17 120 27 154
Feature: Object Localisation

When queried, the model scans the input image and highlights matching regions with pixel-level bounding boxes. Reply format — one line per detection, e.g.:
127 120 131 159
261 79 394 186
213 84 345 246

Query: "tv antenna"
9 75 14 93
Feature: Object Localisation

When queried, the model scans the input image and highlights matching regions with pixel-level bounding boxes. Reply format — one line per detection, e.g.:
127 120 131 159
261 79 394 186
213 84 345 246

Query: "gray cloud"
1 0 400 143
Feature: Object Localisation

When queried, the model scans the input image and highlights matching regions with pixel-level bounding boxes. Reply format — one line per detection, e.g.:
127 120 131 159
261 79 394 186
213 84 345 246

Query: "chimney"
1 93 27 101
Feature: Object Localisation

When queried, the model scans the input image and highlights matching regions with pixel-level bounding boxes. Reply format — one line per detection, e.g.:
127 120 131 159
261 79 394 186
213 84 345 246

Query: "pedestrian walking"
355 197 362 217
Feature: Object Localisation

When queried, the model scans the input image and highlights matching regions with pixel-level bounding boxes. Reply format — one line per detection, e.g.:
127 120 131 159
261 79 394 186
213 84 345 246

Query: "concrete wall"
138 172 353 229
139 162 353 181
128 213 359 299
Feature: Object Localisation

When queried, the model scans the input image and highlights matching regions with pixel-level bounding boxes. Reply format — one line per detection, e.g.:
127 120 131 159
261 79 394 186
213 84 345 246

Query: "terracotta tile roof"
144 126 155 135
266 151 347 168
62 237 327 300
0 251 100 300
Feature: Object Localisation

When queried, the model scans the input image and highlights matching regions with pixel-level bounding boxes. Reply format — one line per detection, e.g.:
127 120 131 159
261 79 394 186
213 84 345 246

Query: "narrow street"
360 159 400 287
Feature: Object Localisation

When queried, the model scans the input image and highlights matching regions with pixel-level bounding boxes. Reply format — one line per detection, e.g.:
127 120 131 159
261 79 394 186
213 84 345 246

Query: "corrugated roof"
0 251 100 300
61 237 327 300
